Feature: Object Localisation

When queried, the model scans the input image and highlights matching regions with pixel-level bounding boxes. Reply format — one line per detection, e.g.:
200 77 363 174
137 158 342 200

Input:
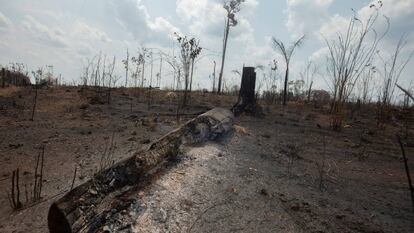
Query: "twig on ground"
397 134 414 213
70 166 78 191
187 199 228 233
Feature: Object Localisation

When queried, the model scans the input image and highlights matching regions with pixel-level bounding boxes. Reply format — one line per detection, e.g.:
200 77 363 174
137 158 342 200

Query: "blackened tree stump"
232 67 263 117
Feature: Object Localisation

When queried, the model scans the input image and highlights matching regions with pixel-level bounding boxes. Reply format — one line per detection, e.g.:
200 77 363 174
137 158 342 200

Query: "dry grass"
234 125 249 135
0 86 23 97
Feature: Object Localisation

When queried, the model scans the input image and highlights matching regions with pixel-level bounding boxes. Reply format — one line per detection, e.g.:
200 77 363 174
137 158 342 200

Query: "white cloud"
286 0 334 38
22 15 67 48
318 14 349 41
111 0 179 45
0 11 13 29
149 17 181 38
176 0 258 39
73 21 111 43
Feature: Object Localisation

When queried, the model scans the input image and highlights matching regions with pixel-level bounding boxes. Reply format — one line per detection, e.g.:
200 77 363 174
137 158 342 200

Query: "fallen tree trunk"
48 108 234 233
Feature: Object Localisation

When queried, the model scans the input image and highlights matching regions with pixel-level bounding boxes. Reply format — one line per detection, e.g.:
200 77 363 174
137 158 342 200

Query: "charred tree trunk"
283 66 289 106
48 108 234 233
397 135 414 213
232 67 262 117
1 68 5 88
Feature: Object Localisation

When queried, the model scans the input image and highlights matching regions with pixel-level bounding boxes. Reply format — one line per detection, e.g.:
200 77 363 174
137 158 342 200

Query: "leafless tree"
165 55 182 91
131 53 143 88
377 34 414 107
122 49 129 87
175 33 202 106
357 67 376 104
324 4 388 130
300 61 318 102
217 0 245 94
272 35 305 106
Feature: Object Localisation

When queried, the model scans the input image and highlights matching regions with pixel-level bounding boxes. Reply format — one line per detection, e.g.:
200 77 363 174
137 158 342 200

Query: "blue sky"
0 0 413 96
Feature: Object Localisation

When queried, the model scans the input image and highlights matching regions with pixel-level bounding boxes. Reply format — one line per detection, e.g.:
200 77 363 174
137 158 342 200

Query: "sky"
0 0 413 95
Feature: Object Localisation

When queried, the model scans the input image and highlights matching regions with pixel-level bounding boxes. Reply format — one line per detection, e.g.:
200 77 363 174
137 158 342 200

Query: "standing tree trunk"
125 49 129 87
232 67 262 116
31 85 38 121
218 19 230 94
397 135 414 212
283 66 289 106
212 61 216 93
183 65 189 107
190 58 195 92
1 68 5 88
159 56 163 87
141 62 145 88
307 80 313 102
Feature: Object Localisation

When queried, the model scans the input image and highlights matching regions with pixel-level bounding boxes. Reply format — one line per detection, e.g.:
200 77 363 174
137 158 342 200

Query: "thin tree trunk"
125 49 129 87
31 86 38 121
159 56 163 87
190 58 195 92
397 135 414 212
1 68 5 88
183 68 189 106
283 66 289 106
176 69 181 91
307 80 313 102
141 62 145 88
213 61 216 92
150 54 153 87
218 19 230 94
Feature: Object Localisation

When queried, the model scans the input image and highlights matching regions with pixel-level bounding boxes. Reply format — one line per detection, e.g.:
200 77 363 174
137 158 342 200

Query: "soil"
0 86 413 233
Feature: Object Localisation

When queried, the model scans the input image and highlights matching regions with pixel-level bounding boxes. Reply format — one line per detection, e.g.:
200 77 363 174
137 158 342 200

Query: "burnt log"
48 108 234 233
232 67 263 117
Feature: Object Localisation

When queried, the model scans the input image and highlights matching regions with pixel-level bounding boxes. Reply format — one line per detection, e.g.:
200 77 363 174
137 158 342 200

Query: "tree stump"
48 108 234 233
232 67 263 116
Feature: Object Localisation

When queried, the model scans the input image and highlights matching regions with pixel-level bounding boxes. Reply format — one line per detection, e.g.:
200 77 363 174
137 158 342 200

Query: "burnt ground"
0 86 413 233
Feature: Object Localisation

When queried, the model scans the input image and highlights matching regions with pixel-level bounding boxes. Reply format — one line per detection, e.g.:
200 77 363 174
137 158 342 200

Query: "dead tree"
122 49 129 87
33 146 45 201
48 108 234 233
272 36 305 106
397 135 414 212
1 68 5 88
397 84 414 102
8 169 22 210
31 69 42 121
325 5 388 130
217 0 245 94
232 67 262 116
175 33 202 106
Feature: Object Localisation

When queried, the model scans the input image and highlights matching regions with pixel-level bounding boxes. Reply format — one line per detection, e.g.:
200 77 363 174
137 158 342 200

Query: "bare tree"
131 53 143 88
324 4 388 130
377 34 414 107
300 61 318 102
122 49 129 87
165 55 181 91
358 67 376 104
175 33 202 106
217 0 245 94
106 56 116 103
272 35 305 106
189 39 201 92
138 47 147 88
